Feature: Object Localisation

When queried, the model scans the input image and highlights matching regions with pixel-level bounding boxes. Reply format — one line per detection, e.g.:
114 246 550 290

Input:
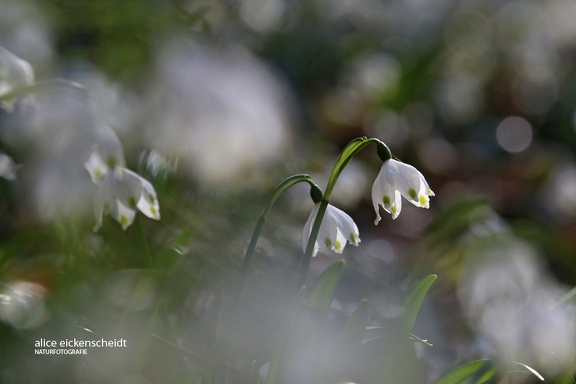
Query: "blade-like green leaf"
510 361 545 381
267 286 308 384
305 259 345 313
339 298 369 343
402 274 437 331
435 359 495 384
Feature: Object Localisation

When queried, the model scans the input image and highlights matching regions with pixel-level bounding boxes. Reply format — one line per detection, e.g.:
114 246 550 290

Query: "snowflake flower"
372 159 434 223
302 203 360 257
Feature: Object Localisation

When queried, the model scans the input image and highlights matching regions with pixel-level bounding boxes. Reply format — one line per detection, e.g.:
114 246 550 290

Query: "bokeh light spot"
496 116 532 153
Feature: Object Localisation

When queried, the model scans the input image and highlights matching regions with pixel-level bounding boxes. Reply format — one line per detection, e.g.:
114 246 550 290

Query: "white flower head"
372 159 434 223
302 203 360 257
0 47 34 110
93 167 160 231
84 139 126 184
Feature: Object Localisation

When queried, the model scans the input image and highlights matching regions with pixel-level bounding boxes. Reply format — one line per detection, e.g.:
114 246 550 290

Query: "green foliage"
402 274 437 332
304 259 345 314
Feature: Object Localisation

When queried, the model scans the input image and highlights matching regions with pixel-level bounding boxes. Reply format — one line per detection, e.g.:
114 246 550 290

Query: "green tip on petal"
106 156 117 169
383 195 391 206
128 197 137 208
119 215 129 229
418 194 428 206
324 237 332 248
333 240 343 252
408 188 417 200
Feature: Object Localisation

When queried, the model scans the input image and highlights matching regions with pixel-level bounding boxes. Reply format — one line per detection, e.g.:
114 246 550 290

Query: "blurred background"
1 0 576 382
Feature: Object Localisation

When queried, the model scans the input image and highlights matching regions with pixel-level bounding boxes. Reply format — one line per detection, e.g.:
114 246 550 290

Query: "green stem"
236 174 319 301
297 137 391 286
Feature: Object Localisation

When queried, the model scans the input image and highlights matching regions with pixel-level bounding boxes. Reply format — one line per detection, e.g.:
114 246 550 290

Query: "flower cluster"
303 157 433 256
85 146 160 231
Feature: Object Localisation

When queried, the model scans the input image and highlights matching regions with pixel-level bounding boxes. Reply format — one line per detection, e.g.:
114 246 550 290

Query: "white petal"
124 169 161 220
112 200 137 230
372 164 403 221
371 166 386 224
384 159 433 209
84 151 109 184
112 168 143 210
0 47 34 110
302 204 320 256
325 204 360 246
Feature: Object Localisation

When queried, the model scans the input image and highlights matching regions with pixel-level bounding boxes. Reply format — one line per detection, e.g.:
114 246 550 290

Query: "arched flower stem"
236 174 321 301
298 137 391 286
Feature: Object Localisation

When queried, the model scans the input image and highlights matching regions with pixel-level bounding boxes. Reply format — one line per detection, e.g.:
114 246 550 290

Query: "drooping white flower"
0 47 34 110
92 166 161 231
84 144 125 184
302 203 360 257
372 159 434 223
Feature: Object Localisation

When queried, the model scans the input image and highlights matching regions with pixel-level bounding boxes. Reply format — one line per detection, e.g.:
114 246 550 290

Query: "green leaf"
510 362 545 381
339 298 369 343
154 228 194 269
402 274 437 331
305 259 345 314
266 286 308 384
435 359 495 384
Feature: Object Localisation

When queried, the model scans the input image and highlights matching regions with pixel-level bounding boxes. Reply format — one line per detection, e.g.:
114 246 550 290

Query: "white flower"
84 141 125 184
93 167 161 231
302 203 360 257
0 47 34 110
372 159 434 223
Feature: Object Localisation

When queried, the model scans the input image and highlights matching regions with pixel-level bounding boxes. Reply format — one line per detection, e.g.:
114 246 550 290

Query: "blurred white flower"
0 281 49 329
141 41 293 189
88 150 160 231
302 204 360 256
372 159 434 223
0 46 34 110
0 152 18 180
84 142 125 184
459 240 576 376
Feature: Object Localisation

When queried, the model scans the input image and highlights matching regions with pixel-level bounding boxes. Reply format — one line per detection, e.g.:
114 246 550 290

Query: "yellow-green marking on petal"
333 240 342 251
128 197 137 208
419 194 428 206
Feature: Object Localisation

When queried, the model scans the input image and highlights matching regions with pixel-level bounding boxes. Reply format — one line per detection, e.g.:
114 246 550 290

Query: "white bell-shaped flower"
0 47 34 110
302 203 360 257
93 167 161 231
84 138 126 184
372 159 434 223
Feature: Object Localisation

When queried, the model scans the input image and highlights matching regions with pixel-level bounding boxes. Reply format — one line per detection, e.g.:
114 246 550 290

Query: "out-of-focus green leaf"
435 359 545 384
402 274 437 332
154 228 194 269
422 196 491 248
338 298 369 343
305 259 345 314
267 286 307 384
510 361 545 381
435 359 495 384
